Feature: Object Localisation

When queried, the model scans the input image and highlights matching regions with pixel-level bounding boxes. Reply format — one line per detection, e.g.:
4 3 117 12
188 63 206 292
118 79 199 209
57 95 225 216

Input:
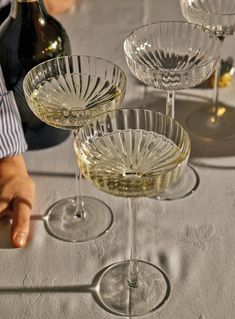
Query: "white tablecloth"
1 0 235 318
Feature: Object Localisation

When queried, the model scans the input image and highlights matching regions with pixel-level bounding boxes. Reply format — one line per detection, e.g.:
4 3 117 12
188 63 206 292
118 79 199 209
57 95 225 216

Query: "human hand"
0 155 35 248
44 0 77 16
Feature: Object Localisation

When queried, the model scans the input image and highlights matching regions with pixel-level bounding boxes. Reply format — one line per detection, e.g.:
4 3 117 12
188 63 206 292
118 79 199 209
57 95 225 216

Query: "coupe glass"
124 21 221 199
180 0 235 139
23 55 126 242
74 109 191 316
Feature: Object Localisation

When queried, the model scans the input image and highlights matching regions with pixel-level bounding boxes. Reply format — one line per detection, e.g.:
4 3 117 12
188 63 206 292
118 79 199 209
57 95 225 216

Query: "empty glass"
124 21 222 199
181 0 235 139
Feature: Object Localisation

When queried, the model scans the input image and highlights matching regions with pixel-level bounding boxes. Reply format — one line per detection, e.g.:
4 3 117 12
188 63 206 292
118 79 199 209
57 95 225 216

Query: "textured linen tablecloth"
1 0 235 318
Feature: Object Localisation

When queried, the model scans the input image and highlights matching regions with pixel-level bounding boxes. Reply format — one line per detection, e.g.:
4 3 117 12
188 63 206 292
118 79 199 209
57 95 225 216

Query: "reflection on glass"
23 55 126 242
75 109 191 316
181 0 235 139
124 21 222 199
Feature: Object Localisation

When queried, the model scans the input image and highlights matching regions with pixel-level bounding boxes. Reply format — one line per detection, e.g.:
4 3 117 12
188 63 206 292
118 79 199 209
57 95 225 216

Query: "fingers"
0 186 12 217
11 197 32 248
0 197 11 216
0 182 11 216
0 175 35 248
44 0 76 15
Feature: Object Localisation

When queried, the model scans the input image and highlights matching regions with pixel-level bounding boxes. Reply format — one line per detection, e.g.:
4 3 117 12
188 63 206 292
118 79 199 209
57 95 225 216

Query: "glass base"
186 105 235 140
44 196 113 242
151 165 199 201
96 260 170 317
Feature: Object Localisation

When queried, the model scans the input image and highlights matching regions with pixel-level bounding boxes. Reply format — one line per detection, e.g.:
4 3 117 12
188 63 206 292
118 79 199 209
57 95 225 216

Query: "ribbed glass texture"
124 21 221 90
75 109 191 197
180 0 235 35
23 55 126 129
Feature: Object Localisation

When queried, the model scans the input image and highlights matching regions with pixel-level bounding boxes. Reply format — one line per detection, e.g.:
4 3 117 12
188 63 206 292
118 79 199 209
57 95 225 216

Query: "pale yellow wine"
28 73 122 130
75 129 187 197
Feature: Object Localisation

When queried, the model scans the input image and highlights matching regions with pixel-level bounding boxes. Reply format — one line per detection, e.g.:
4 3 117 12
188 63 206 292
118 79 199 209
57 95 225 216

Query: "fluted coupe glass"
124 21 221 199
180 0 235 139
23 55 126 242
74 109 191 316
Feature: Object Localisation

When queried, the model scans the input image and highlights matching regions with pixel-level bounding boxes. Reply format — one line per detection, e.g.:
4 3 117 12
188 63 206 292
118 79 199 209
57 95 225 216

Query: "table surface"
1 0 235 318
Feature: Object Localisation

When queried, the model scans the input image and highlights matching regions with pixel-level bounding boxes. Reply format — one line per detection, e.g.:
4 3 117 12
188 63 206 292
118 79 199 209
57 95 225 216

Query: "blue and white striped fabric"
0 66 27 158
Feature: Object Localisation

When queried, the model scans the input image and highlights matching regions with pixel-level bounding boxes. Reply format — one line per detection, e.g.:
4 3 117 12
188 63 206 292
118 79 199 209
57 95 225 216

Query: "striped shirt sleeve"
0 67 27 158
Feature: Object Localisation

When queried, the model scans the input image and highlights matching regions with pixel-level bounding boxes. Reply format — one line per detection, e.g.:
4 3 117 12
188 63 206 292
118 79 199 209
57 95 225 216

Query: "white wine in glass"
23 55 126 243
29 73 123 129
76 129 188 197
74 109 191 316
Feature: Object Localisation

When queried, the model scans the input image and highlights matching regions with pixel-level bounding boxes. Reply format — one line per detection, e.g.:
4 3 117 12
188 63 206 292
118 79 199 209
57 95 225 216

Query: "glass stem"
212 36 224 117
73 130 86 219
128 197 139 288
166 90 175 119
212 59 221 113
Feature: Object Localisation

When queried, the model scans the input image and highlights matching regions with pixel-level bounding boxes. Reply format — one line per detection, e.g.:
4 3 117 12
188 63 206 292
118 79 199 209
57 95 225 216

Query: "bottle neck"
10 0 48 19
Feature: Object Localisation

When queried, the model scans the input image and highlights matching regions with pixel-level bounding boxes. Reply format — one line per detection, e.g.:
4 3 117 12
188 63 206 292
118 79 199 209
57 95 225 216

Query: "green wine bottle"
0 0 72 150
